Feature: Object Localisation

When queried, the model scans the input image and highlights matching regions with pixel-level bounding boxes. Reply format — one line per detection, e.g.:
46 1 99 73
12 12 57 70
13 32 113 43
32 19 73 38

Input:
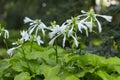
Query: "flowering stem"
30 40 33 52
3 39 8 50
21 47 32 74
70 41 75 54
54 40 58 64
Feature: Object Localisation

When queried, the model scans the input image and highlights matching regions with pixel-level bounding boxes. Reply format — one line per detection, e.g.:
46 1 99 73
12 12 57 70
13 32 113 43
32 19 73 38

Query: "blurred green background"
0 0 120 58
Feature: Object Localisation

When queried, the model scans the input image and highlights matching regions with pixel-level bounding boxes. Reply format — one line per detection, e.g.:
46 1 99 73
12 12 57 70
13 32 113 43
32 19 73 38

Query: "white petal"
62 34 66 47
78 22 88 36
72 35 78 47
35 27 39 36
41 28 45 36
7 45 21 56
40 22 47 28
77 23 83 33
28 25 37 34
94 16 102 32
7 48 16 56
68 26 73 37
48 34 60 46
49 32 56 38
48 37 56 46
81 10 87 13
84 21 92 32
24 17 33 23
96 14 112 22
20 30 30 41
3 30 9 39
36 36 44 45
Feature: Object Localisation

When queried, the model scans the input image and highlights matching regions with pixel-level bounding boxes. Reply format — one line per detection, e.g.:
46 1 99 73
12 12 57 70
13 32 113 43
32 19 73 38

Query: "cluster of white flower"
0 24 9 39
7 17 47 56
48 10 112 47
7 10 112 56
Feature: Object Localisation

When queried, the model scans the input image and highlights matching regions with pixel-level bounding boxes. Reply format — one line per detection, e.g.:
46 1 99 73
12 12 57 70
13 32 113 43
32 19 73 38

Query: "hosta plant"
0 9 118 80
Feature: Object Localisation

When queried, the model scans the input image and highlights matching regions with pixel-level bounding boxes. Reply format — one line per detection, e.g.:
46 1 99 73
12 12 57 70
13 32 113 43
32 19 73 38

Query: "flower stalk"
21 47 32 74
3 39 8 50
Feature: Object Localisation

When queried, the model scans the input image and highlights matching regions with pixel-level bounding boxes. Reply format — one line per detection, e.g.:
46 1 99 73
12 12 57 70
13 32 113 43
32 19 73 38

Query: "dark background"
0 0 120 58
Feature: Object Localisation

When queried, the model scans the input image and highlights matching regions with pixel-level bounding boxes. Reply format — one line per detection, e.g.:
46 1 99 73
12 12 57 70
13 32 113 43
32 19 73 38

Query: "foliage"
0 3 120 79
1 44 120 80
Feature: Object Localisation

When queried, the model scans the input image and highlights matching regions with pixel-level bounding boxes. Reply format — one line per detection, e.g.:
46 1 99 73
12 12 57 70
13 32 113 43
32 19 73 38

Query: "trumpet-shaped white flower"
68 26 78 47
77 10 112 32
49 25 66 38
63 17 89 36
20 30 30 41
3 30 9 39
49 24 66 47
24 17 34 23
7 45 21 56
7 48 16 56
96 14 112 22
24 17 47 36
0 25 9 39
77 20 88 36
49 23 79 47
35 36 44 45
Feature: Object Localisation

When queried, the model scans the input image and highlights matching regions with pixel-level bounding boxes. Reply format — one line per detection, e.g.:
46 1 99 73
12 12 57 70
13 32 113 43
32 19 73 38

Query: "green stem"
21 47 32 73
3 39 8 50
30 40 33 52
54 45 58 63
54 39 58 64
70 41 75 55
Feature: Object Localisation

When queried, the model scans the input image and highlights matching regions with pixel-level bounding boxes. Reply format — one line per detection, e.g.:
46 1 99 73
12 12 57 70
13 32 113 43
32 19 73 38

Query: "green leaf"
44 65 60 77
44 76 60 80
42 64 61 80
11 60 28 72
114 65 120 74
28 60 40 73
96 70 116 80
0 59 11 75
65 75 79 80
14 72 31 80
36 63 51 75
105 57 120 65
84 53 105 66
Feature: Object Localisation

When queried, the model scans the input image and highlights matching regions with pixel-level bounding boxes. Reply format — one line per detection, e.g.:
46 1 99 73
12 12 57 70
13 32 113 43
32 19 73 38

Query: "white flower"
84 18 92 32
7 48 16 56
35 22 47 36
62 34 66 48
7 45 21 56
77 20 88 36
49 25 65 38
0 25 9 39
24 17 47 36
49 24 66 47
24 17 34 23
96 14 112 22
3 30 9 39
20 30 30 41
68 26 78 47
72 34 78 47
49 34 60 46
36 36 44 45
63 17 89 36
94 14 112 32
77 10 112 32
